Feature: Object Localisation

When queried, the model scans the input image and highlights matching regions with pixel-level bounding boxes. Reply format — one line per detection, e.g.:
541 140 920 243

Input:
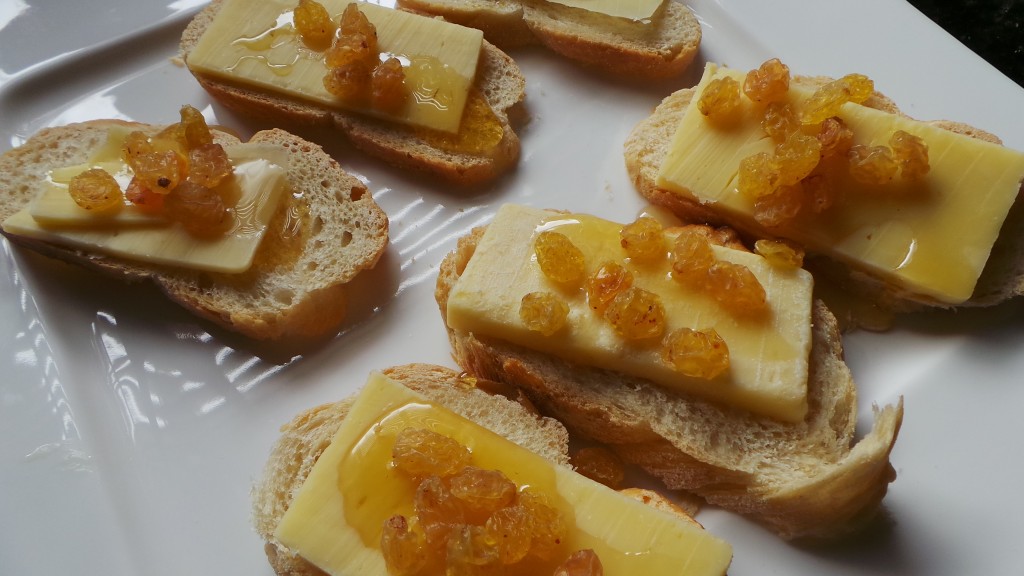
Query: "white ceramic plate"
2 1 1023 574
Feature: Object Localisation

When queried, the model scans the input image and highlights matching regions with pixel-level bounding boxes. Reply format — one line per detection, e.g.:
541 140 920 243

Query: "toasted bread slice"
0 120 388 341
435 225 904 540
180 0 526 186
254 363 577 575
397 0 701 80
624 76 1024 311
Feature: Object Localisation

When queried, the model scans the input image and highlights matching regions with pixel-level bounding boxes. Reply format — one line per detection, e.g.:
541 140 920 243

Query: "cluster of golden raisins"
520 216 778 380
294 0 408 113
67 105 234 237
698 58 931 228
382 427 604 576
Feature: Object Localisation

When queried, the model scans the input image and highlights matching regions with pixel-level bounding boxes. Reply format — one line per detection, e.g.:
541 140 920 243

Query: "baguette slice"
397 0 701 80
625 76 1024 311
0 120 388 342
252 363 574 576
180 0 526 186
436 225 904 540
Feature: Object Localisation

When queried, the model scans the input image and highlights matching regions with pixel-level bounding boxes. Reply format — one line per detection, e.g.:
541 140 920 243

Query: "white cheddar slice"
446 204 814 422
3 144 290 274
187 0 483 134
544 0 664 21
656 63 1024 304
274 371 733 576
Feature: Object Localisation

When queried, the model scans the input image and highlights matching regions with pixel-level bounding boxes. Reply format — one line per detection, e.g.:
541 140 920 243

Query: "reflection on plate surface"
1 0 1024 574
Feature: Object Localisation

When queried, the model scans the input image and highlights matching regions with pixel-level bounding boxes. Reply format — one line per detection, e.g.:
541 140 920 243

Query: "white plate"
2 1 1023 574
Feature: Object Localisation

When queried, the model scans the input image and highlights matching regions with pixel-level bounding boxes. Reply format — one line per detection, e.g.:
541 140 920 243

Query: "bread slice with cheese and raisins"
0 119 388 342
180 0 526 186
434 221 903 541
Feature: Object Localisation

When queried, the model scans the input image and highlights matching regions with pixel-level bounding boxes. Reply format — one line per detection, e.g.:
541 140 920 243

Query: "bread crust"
435 222 904 540
180 0 526 186
624 76 1024 311
397 0 701 80
0 120 389 341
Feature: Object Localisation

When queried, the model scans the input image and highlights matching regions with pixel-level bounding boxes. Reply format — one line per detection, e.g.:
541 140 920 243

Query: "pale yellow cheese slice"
544 0 664 20
187 0 483 134
274 371 733 575
3 144 290 274
657 63 1024 304
445 204 813 422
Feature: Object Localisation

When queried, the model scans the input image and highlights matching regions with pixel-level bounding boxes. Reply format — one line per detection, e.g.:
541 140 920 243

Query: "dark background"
907 0 1024 87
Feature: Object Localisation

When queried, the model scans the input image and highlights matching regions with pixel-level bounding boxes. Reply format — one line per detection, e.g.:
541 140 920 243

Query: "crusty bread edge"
434 223 904 540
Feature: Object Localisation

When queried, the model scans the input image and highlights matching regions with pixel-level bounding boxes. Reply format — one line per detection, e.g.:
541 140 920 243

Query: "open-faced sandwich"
180 0 526 185
253 363 734 575
626 59 1024 318
0 106 388 341
435 203 903 540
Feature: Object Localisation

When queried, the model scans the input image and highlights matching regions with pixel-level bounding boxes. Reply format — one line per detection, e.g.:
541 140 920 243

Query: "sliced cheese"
446 204 813 422
187 0 483 134
2 144 290 274
275 371 733 575
657 63 1024 304
544 0 664 20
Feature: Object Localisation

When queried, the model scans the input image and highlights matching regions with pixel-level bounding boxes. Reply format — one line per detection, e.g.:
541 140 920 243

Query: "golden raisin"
68 168 123 212
326 3 377 67
372 57 408 114
839 73 874 104
392 427 472 479
133 149 188 193
890 130 930 180
554 549 604 576
801 74 873 126
534 231 586 286
584 262 633 315
706 262 767 315
323 59 373 104
179 104 214 149
847 144 899 185
124 177 164 213
122 130 155 167
801 173 836 213
447 525 499 571
753 184 804 227
449 467 517 520
187 143 232 188
294 0 335 50
519 291 569 336
754 239 805 268
743 58 790 103
670 228 716 283
662 327 730 379
517 490 565 560
761 101 799 143
774 132 821 186
737 151 779 199
697 76 742 123
815 116 854 159
619 216 665 262
380 515 427 576
483 505 533 564
162 180 229 236
570 447 624 489
604 286 666 340
415 475 466 548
